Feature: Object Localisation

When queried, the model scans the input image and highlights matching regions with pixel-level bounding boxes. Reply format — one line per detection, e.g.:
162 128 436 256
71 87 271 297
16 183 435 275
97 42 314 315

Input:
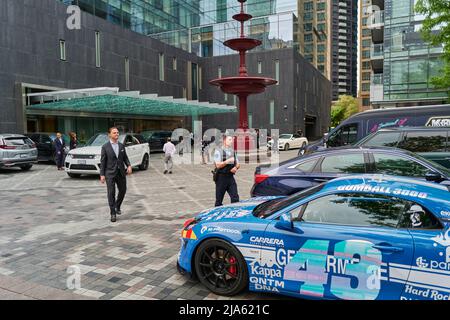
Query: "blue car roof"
320 174 450 219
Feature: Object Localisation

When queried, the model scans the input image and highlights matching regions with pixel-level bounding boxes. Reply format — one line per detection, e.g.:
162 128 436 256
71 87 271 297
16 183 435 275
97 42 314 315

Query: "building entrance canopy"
26 87 236 117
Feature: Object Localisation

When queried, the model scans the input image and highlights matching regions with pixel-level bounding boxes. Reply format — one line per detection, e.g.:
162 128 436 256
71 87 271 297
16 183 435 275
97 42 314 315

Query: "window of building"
304 33 313 42
59 40 66 61
362 39 371 48
275 60 280 85
258 61 262 74
159 53 165 81
317 23 326 32
172 57 177 71
304 12 313 21
318 55 325 63
95 31 101 67
304 23 313 32
317 44 325 52
125 57 130 90
362 61 371 70
317 2 326 11
318 65 325 73
362 83 370 91
362 98 370 106
304 44 313 53
363 50 370 59
362 72 371 81
317 13 326 21
218 66 222 78
269 100 275 125
304 2 314 11
248 113 253 129
199 66 203 90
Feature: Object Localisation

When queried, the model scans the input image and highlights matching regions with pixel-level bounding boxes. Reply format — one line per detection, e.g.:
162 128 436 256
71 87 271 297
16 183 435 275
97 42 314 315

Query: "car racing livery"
177 175 450 300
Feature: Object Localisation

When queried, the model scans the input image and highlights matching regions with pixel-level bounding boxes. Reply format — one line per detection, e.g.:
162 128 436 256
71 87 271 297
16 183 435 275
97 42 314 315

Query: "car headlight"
95 154 101 160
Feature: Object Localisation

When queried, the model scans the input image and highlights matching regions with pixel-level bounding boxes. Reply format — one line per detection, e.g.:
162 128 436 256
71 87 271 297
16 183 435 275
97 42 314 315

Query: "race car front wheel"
194 239 248 296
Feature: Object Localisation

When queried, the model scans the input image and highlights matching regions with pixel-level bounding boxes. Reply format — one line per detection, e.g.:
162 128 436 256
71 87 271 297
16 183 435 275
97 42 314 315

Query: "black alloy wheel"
194 239 248 296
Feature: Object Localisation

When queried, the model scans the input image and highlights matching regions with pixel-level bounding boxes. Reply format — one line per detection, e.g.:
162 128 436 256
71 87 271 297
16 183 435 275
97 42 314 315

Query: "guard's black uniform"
214 149 240 207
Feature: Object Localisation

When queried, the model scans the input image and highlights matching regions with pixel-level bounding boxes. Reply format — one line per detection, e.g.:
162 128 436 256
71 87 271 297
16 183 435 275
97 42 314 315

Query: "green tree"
331 95 359 127
415 0 450 96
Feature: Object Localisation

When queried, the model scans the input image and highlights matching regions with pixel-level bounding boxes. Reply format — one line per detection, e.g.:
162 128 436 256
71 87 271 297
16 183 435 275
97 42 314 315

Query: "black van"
302 104 450 155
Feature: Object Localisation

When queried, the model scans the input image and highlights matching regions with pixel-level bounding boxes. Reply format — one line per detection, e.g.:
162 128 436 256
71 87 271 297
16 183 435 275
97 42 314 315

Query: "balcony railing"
368 10 384 28
371 73 383 85
371 44 384 59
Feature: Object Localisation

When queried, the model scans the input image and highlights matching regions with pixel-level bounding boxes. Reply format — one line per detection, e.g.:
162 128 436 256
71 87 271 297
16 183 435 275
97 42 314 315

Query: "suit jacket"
54 138 66 154
100 141 131 178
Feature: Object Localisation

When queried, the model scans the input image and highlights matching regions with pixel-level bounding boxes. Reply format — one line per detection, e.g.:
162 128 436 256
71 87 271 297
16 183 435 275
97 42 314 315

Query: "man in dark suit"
100 127 132 222
54 132 66 170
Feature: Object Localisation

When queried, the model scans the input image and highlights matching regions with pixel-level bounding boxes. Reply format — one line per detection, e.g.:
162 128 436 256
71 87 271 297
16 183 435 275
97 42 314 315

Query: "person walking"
69 132 78 150
213 134 240 207
163 137 176 174
100 127 132 223
54 132 66 171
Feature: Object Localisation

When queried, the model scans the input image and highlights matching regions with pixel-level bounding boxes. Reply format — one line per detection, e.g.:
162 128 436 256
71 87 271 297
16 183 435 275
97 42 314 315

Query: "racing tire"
20 164 33 171
67 173 81 178
194 239 248 296
139 154 149 171
284 143 290 151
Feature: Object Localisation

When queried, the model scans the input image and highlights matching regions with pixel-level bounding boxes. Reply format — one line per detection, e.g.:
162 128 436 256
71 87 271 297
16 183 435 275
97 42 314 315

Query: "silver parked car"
0 134 38 171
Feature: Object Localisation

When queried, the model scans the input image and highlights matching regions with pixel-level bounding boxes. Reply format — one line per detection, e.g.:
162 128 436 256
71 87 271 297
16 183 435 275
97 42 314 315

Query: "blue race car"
178 175 450 300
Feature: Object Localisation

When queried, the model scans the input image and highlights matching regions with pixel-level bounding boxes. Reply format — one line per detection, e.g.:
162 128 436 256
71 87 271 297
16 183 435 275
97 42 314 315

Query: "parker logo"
416 257 429 268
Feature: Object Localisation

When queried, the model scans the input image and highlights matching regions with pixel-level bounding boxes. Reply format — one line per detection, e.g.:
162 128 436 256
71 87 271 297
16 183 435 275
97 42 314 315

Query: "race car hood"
196 196 283 222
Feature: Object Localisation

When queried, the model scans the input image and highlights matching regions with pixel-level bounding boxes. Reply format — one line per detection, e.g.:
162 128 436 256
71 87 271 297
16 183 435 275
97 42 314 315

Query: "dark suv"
356 127 450 169
25 133 70 162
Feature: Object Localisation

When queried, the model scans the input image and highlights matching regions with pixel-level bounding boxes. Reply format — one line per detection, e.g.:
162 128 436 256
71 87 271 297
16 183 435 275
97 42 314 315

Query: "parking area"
0 150 297 300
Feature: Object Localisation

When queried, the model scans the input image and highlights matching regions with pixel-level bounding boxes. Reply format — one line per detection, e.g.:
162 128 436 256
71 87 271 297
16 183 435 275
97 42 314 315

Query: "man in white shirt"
162 137 176 174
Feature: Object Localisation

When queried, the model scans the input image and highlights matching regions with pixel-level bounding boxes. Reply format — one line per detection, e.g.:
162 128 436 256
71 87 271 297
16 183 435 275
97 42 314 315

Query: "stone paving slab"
0 150 294 300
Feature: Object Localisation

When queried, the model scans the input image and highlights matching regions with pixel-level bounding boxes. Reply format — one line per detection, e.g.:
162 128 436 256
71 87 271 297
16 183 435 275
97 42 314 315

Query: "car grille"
72 154 95 159
70 164 97 170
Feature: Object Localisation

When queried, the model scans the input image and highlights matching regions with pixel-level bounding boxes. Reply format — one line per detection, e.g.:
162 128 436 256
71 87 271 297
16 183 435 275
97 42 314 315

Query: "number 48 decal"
284 239 382 300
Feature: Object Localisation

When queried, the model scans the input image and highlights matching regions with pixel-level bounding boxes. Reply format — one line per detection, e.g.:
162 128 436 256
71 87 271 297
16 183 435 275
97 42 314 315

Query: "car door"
41 134 54 159
397 204 450 300
292 134 301 148
123 135 137 165
263 192 415 300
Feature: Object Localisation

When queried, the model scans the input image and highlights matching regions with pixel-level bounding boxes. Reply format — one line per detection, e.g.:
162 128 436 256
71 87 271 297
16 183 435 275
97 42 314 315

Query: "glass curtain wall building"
368 0 448 108
61 0 299 57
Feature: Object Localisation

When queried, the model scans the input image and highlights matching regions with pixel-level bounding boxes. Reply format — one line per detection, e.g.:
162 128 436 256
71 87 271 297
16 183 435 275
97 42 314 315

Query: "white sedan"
268 133 308 152
65 133 150 178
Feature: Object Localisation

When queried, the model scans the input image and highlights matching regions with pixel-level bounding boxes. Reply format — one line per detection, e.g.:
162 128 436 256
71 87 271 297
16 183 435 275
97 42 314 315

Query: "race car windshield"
253 184 325 218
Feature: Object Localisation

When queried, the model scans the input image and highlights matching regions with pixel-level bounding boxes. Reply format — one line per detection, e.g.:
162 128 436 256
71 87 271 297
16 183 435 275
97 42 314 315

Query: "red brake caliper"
228 256 237 276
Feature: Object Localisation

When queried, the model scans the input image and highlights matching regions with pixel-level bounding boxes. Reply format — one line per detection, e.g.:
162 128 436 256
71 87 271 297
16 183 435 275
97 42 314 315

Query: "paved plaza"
0 150 297 300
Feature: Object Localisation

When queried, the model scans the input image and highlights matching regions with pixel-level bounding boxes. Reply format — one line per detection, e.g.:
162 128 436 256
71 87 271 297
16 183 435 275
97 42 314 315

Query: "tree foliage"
415 0 450 93
331 95 359 127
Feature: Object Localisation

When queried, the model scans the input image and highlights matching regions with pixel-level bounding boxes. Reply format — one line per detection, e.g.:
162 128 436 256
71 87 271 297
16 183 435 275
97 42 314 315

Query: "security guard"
213 134 240 207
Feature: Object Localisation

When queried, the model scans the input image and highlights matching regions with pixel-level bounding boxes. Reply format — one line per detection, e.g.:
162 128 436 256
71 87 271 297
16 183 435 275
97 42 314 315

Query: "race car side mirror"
425 171 443 182
275 212 293 231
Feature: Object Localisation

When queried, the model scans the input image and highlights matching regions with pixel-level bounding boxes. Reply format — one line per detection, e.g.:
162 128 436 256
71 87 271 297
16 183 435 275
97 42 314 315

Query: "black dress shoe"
116 209 122 215
110 214 117 222
164 170 168 174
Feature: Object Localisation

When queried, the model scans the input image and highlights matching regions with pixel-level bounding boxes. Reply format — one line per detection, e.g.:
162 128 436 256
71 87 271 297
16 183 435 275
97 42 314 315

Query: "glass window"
398 203 442 229
125 57 130 91
269 100 275 125
320 154 366 174
59 40 66 61
304 23 312 32
295 159 318 173
275 60 280 85
373 153 430 177
301 193 407 228
362 132 402 148
95 31 101 68
159 53 165 81
173 57 177 71
258 61 262 74
327 123 359 147
399 131 448 152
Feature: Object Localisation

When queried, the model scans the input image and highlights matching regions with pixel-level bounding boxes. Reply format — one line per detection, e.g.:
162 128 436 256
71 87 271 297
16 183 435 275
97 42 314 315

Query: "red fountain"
209 0 277 150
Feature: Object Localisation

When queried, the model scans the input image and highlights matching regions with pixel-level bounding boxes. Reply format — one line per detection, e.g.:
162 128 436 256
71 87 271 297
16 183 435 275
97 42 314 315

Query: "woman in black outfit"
69 132 78 150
